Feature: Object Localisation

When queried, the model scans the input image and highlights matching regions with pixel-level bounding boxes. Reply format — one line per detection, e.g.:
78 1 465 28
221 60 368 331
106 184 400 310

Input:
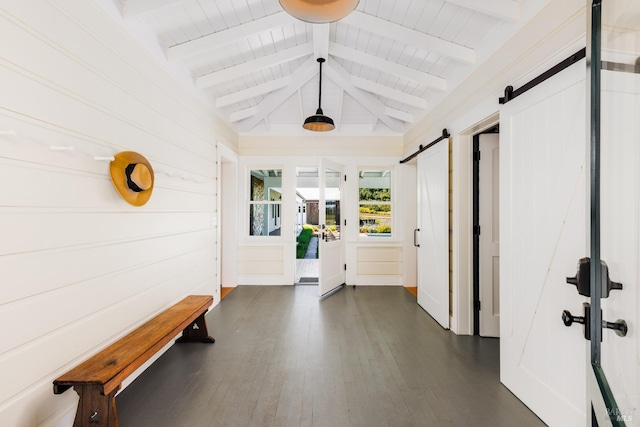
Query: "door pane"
596 1 640 423
324 168 340 241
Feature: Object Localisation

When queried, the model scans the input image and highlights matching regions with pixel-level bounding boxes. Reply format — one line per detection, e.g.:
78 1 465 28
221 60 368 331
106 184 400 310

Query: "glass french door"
318 158 345 297
586 1 639 424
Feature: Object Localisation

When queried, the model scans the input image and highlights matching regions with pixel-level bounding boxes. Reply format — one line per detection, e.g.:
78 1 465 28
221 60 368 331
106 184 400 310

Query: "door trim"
472 125 499 336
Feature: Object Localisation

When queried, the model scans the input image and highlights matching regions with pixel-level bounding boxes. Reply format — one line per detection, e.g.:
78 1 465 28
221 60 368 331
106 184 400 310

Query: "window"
359 170 391 237
249 169 282 236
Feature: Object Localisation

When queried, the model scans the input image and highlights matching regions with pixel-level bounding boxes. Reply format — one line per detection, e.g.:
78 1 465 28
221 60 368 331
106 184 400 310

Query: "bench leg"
176 311 215 343
72 384 119 427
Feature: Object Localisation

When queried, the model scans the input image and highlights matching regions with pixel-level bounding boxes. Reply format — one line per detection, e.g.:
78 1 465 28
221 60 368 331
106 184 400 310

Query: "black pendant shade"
303 58 335 132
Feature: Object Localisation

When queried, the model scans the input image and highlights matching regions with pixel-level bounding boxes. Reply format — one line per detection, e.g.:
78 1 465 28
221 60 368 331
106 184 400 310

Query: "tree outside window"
359 170 391 237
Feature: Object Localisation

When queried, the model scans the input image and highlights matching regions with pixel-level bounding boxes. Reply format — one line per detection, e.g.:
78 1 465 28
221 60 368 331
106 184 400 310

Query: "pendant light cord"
317 58 325 112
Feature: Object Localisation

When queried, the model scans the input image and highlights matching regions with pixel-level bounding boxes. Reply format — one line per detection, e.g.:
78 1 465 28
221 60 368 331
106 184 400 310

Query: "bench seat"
54 295 214 427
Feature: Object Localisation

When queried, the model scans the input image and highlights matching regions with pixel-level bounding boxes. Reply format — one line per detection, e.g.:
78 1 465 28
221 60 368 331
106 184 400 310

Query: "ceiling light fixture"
279 0 359 24
303 58 335 132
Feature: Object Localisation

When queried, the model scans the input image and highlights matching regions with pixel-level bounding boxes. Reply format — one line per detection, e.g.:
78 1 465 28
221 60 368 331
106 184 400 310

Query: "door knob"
604 319 628 337
562 310 585 327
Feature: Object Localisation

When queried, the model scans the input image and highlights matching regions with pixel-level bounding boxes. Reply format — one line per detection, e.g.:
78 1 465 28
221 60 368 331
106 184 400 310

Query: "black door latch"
565 257 623 297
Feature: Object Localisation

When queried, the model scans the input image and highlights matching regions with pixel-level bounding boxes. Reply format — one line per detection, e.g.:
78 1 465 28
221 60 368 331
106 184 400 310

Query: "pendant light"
303 58 335 132
279 0 359 24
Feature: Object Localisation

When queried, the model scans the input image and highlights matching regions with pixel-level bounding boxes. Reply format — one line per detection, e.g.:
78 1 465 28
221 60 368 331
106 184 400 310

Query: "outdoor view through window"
249 169 282 236
359 170 391 237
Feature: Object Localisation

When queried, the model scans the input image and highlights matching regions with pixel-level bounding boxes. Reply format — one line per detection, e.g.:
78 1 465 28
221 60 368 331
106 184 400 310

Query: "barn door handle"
562 303 627 339
562 309 586 327
565 257 623 297
604 319 628 337
562 303 591 340
413 229 420 247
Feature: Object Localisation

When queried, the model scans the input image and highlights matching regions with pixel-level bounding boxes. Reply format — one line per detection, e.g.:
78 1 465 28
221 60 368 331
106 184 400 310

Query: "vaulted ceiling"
110 0 532 136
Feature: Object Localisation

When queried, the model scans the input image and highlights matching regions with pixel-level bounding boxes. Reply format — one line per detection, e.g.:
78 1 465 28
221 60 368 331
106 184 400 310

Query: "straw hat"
109 151 154 206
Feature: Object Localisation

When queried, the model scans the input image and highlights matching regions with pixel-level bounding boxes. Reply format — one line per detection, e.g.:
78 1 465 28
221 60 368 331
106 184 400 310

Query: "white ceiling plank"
444 0 521 23
196 42 313 89
169 3 201 41
329 42 447 91
385 107 414 123
167 11 292 60
230 106 259 122
350 76 428 109
313 24 330 60
214 0 241 27
323 62 404 134
341 11 476 64
122 0 184 18
335 86 344 130
216 76 292 108
238 59 319 132
297 90 305 122
233 2 254 24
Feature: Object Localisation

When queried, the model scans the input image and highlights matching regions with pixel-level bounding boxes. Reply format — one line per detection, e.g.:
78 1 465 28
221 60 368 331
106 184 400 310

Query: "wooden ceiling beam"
230 106 258 123
216 76 292 108
329 43 447 91
444 0 521 23
341 11 476 64
385 107 414 123
323 62 404 134
350 76 428 109
196 42 312 89
167 11 292 61
313 24 330 60
238 59 318 132
121 0 183 18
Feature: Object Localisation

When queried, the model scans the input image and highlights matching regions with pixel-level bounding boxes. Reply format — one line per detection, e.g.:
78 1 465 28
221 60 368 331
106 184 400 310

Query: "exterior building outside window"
249 169 282 236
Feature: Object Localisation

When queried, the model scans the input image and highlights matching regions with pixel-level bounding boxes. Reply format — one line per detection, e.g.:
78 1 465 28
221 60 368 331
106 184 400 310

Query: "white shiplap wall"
0 1 236 426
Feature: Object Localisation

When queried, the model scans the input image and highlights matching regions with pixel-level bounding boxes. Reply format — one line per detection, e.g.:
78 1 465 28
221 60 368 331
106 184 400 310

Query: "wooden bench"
53 295 215 427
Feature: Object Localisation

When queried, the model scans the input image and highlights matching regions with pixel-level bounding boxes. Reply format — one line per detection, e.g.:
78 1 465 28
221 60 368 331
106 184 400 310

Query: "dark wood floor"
117 286 546 427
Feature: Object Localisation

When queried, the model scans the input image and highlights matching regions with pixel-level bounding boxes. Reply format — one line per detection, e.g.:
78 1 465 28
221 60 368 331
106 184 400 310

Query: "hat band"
125 163 145 193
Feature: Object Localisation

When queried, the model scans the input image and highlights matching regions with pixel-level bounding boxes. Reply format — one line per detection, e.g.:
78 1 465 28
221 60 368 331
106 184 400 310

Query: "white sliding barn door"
500 61 588 426
416 139 449 329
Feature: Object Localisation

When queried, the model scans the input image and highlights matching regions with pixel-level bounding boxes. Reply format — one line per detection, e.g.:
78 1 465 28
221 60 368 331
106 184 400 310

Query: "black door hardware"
603 319 628 337
562 303 627 340
565 257 623 297
562 303 592 340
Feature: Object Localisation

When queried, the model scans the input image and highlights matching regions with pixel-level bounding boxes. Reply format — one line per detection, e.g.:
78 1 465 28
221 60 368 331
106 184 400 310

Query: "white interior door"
479 133 500 337
500 58 588 426
318 158 345 297
416 139 449 329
